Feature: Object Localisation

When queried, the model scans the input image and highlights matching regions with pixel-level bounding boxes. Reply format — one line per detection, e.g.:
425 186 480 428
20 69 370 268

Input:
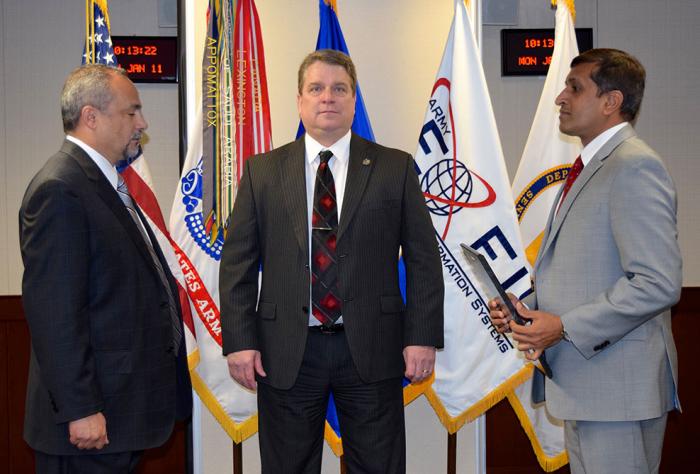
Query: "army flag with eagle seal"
414 0 532 433
169 0 272 442
508 1 579 470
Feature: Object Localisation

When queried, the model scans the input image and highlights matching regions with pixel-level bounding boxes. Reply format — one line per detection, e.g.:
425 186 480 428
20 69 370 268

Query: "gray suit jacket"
19 140 190 455
528 124 682 422
219 134 444 389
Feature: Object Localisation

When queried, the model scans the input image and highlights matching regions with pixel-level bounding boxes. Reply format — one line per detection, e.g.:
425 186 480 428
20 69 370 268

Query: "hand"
68 412 109 450
403 345 436 383
488 293 520 333
226 350 266 390
508 305 564 360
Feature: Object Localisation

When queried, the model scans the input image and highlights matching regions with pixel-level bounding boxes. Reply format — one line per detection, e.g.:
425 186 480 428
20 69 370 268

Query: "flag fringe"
324 422 344 456
189 370 259 443
506 381 570 472
423 365 532 434
186 348 201 369
551 0 576 23
94 0 111 29
404 374 435 405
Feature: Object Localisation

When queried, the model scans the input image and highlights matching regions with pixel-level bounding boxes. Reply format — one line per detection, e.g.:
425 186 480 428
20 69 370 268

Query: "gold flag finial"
551 0 576 23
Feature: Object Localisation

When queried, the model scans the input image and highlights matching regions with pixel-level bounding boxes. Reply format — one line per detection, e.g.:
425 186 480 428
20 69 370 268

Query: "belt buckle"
320 324 342 334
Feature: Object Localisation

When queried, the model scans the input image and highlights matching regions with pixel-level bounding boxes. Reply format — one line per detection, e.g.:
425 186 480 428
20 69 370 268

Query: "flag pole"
232 441 242 474
447 432 457 474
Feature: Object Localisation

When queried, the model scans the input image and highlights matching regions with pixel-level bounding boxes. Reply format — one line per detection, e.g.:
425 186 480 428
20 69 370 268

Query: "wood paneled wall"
2 290 698 473
0 296 188 474
485 287 699 473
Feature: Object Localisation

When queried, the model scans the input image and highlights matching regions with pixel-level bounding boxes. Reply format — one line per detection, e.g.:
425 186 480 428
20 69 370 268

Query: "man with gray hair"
20 64 191 473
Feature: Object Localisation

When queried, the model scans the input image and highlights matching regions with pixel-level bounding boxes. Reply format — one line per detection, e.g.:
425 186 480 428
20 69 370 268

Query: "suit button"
593 340 610 351
160 301 169 309
302 306 309 314
166 345 175 354
304 263 310 269
339 254 347 258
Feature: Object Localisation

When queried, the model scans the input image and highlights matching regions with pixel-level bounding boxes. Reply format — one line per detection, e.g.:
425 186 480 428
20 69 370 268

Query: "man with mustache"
220 49 444 473
19 64 191 473
489 48 682 473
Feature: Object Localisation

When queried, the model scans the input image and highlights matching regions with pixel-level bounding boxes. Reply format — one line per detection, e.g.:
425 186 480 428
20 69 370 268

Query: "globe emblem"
421 159 473 216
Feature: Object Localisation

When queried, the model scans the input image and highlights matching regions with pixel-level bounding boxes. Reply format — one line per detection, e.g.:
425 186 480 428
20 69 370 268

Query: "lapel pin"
362 158 371 166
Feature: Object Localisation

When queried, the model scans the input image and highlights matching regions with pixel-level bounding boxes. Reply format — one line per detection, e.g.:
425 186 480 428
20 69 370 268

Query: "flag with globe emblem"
81 0 198 374
415 0 532 434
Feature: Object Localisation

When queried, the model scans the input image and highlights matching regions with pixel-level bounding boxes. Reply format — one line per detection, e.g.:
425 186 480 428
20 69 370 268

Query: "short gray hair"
60 64 127 132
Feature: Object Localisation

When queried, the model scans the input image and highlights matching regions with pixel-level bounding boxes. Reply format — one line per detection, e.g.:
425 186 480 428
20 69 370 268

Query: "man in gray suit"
20 64 191 473
220 49 444 473
490 48 682 473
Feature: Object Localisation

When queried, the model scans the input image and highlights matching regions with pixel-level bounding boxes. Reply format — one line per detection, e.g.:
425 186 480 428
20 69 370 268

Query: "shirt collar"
304 130 352 165
580 122 628 167
66 135 119 189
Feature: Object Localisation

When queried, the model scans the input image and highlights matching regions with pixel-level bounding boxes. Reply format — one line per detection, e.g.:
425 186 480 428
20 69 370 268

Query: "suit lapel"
63 140 163 274
337 134 375 242
279 137 309 255
537 125 637 266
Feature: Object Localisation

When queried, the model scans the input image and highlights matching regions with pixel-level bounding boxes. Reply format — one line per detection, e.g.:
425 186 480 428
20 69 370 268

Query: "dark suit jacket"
19 140 191 455
220 133 444 389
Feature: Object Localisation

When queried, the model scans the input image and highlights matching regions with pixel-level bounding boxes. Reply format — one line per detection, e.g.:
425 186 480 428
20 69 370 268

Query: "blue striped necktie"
117 174 182 354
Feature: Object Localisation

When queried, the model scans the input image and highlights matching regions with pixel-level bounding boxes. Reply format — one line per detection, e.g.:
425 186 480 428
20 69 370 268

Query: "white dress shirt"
66 134 151 240
66 135 118 189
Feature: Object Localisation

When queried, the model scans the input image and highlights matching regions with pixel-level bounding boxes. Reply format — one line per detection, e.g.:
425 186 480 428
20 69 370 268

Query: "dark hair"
297 49 357 95
60 64 128 132
571 48 645 121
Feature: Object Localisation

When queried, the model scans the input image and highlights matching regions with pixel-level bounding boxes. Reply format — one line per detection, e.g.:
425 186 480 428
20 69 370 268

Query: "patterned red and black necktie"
311 150 342 326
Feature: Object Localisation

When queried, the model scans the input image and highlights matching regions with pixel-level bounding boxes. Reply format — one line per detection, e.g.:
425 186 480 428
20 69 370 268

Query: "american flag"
82 0 116 66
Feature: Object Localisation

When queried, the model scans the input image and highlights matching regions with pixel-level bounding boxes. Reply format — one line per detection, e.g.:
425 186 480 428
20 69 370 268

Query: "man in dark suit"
220 49 444 473
19 64 191 473
490 49 682 473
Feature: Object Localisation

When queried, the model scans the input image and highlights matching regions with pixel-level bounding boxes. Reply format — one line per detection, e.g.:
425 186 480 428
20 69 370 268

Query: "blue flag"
296 0 375 141
298 0 416 457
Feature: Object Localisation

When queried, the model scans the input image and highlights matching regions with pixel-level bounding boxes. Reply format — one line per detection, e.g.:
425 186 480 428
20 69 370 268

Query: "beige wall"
3 1 698 289
1 0 180 295
2 0 699 472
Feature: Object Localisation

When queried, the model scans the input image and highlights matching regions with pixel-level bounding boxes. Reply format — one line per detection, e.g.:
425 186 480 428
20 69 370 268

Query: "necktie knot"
557 155 584 214
116 174 135 209
117 173 128 192
319 150 333 167
568 156 583 182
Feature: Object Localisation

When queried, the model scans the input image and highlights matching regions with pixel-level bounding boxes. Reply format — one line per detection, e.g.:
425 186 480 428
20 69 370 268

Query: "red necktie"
557 155 583 214
311 150 342 326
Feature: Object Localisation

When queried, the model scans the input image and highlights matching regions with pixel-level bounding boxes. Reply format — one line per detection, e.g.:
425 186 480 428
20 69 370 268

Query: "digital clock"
111 36 178 83
501 28 593 76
